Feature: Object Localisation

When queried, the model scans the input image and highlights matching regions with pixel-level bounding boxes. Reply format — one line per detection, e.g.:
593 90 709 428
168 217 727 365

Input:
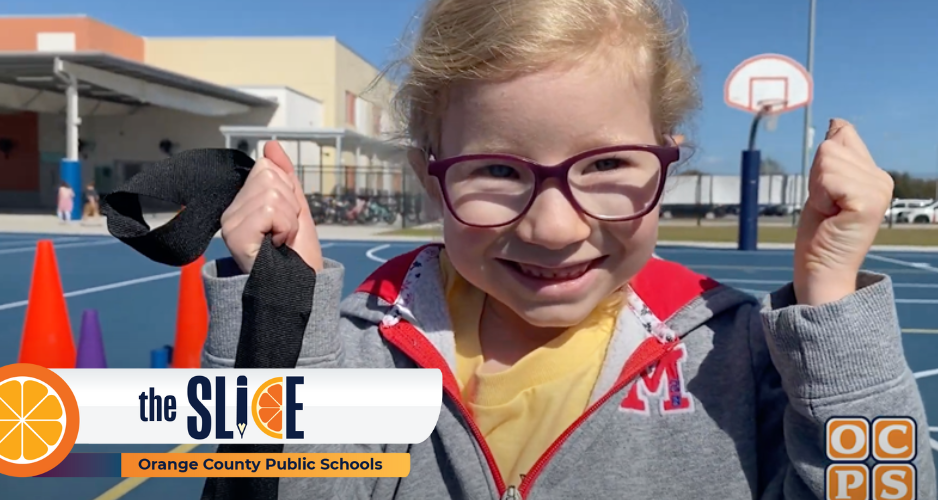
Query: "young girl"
56 181 75 223
202 0 935 498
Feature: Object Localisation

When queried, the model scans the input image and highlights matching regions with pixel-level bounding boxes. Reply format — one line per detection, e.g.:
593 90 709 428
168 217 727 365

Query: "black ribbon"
101 148 316 500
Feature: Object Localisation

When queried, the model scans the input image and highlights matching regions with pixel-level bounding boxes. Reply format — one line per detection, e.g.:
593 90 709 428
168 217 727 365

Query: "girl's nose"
514 180 591 250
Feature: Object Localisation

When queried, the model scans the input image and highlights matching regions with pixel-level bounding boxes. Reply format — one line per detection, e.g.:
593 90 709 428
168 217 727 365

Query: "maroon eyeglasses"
426 144 680 228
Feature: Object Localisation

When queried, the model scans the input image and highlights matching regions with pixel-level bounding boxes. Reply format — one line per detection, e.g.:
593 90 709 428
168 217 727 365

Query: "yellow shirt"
439 250 618 488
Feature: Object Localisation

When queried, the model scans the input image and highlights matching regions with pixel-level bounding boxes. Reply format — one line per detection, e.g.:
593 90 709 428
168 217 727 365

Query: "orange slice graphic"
251 377 284 439
0 364 79 478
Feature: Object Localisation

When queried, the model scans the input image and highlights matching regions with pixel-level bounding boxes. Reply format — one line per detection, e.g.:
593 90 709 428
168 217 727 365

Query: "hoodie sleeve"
201 256 349 368
751 271 936 499
199 256 391 500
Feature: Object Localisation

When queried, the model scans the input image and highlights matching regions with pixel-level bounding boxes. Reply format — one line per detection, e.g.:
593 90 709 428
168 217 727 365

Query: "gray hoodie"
200 243 936 500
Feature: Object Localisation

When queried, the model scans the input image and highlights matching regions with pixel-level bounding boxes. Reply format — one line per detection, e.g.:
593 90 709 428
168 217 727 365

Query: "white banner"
51 369 442 445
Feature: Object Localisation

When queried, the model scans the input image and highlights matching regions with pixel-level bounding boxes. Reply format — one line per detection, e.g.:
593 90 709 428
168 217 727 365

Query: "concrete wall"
0 15 145 61
145 36 397 167
144 37 339 126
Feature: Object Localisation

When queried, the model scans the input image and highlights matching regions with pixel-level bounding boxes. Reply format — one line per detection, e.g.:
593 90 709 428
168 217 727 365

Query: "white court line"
0 244 336 312
736 287 938 305
323 241 423 248
688 264 926 274
0 236 82 248
910 374 938 452
719 278 938 289
867 254 938 274
366 244 391 263
0 238 118 255
0 271 181 312
914 368 938 380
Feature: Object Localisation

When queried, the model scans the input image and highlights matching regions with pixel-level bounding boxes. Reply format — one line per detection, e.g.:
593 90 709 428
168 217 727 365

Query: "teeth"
516 262 591 280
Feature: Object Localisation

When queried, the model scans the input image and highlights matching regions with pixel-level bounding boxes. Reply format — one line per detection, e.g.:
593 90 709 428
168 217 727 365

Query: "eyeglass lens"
442 150 662 225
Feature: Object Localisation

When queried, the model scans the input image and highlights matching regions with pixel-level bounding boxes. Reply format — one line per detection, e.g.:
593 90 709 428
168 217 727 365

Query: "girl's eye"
483 164 519 178
592 158 626 171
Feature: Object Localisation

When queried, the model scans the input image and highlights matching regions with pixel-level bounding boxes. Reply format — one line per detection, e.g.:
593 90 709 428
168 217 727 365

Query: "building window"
346 92 356 126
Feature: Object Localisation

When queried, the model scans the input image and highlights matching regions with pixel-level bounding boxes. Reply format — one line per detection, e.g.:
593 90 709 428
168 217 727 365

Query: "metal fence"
298 165 440 227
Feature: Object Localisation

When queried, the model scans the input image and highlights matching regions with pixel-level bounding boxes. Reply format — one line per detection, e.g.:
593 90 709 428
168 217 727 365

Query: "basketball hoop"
724 53 813 147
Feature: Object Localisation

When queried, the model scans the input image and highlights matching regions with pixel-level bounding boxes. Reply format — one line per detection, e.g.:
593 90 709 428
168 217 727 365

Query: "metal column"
796 0 817 225
54 58 83 221
335 136 343 194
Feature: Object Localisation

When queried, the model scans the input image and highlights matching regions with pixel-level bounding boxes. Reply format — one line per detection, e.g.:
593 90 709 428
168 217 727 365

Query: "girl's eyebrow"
454 131 650 158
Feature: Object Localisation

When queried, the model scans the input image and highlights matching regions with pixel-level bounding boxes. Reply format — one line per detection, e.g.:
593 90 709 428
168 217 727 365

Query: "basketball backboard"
725 54 813 116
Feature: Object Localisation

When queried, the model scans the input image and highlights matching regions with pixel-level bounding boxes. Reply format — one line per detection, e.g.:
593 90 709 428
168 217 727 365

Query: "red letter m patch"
619 344 694 415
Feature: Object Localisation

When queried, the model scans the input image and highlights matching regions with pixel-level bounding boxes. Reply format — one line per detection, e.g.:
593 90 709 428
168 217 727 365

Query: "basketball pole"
739 105 772 252
795 0 817 227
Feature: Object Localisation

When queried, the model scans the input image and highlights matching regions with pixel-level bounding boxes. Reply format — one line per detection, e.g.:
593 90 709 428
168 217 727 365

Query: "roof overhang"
219 126 408 156
0 52 276 117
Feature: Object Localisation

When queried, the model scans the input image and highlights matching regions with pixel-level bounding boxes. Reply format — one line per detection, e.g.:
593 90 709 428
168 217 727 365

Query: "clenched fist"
220 141 324 273
793 118 894 306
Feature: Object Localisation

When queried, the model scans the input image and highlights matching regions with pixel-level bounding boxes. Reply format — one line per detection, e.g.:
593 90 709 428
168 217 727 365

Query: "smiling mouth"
498 257 606 281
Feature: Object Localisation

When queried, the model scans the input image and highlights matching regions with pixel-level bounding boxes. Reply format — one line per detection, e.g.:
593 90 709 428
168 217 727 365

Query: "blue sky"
6 0 938 176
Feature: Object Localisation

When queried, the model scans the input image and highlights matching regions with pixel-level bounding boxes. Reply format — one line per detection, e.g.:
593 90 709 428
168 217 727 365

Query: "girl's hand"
793 118 893 306
220 141 324 273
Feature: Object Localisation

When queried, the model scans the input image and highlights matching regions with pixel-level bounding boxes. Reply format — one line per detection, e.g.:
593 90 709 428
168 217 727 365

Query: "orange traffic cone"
171 255 209 368
18 240 76 368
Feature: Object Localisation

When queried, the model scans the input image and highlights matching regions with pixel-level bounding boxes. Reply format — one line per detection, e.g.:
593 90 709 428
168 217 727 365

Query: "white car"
899 201 938 224
885 199 933 223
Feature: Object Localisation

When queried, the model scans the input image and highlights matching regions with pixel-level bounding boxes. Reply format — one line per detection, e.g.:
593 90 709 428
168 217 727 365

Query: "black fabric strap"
100 148 316 500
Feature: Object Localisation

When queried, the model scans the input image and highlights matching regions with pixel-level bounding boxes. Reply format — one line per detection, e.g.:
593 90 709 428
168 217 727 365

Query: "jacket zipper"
381 319 678 500
500 485 522 500
515 337 678 497
380 321 508 496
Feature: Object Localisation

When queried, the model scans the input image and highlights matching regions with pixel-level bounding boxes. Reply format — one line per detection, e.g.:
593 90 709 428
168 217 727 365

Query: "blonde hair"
386 0 701 154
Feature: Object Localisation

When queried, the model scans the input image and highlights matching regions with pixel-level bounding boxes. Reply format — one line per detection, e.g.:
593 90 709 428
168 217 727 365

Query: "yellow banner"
120 453 410 477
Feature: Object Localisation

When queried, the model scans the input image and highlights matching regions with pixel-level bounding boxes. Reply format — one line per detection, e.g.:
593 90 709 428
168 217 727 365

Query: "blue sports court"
0 233 935 499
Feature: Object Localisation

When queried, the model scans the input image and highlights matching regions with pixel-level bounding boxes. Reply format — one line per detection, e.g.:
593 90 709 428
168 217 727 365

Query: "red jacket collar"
355 243 719 322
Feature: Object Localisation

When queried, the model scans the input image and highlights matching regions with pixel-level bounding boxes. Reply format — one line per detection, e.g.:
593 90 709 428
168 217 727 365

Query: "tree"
760 157 785 175
888 171 937 199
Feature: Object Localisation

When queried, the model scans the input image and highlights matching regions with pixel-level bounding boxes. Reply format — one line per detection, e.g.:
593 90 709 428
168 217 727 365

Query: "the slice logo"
0 363 79 477
186 375 304 440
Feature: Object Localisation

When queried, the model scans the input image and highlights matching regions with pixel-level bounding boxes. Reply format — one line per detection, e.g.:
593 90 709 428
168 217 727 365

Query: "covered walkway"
0 52 277 213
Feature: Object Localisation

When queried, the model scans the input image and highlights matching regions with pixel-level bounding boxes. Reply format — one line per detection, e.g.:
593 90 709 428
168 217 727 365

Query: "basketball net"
758 99 787 132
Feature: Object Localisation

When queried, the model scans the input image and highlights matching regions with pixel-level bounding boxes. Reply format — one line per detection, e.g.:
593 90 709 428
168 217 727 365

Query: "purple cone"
76 309 107 368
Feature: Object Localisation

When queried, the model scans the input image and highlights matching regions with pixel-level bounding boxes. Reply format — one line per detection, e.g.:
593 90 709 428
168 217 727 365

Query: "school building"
0 14 407 214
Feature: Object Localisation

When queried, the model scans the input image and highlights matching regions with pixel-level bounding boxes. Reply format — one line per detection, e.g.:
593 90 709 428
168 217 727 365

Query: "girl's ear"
406 147 428 178
407 147 442 204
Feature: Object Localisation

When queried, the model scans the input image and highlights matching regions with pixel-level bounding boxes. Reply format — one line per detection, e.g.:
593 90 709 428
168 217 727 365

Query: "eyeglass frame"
426 144 681 228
